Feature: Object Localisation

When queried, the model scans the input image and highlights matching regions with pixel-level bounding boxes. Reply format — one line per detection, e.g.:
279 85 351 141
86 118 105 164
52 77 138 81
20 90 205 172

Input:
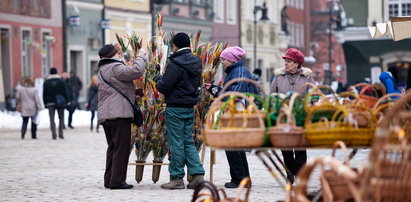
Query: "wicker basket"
350 83 385 108
220 112 266 128
268 93 306 147
320 141 359 201
305 104 375 146
204 92 266 148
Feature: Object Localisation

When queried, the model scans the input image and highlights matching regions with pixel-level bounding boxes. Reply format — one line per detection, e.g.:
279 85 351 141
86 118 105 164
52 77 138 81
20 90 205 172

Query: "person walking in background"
43 67 68 140
154 32 205 190
86 75 99 132
62 72 76 129
270 48 315 184
16 76 42 139
252 68 264 96
69 71 83 109
379 66 403 94
205 46 258 188
98 44 147 189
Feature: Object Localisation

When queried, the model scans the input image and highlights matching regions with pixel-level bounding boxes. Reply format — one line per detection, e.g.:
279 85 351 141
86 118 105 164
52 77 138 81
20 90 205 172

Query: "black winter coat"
42 75 68 107
87 85 98 111
156 48 202 108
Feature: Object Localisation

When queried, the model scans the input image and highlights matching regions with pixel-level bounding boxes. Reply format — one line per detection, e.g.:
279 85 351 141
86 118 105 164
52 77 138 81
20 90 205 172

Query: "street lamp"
253 2 269 71
327 0 341 85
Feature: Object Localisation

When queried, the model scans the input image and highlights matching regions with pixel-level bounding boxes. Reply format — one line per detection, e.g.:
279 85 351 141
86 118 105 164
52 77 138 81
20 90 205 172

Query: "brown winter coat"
16 87 42 117
270 67 315 94
97 57 147 124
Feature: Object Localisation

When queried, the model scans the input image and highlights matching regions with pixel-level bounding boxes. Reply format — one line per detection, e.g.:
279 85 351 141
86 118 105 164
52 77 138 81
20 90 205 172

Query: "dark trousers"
67 108 75 127
225 151 250 184
90 110 99 132
21 116 37 138
48 106 64 138
102 118 132 188
281 150 307 179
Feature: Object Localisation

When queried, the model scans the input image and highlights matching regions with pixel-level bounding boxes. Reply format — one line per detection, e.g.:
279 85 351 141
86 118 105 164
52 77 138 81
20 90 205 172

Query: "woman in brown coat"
270 48 315 184
97 44 147 189
16 77 42 139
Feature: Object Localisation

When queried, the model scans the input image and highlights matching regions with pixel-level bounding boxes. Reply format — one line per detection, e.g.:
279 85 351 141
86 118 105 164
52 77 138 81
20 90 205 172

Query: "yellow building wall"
105 0 149 11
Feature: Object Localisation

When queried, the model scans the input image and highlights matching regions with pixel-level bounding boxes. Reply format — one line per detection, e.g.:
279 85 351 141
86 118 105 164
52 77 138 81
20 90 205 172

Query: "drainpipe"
62 0 68 72
102 0 105 45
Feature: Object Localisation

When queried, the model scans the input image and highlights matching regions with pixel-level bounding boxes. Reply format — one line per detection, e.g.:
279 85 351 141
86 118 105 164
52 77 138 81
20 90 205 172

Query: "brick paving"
0 127 369 201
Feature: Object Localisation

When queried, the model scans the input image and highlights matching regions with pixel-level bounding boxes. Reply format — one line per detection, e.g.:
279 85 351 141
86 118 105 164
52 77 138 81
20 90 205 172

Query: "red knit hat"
282 48 304 65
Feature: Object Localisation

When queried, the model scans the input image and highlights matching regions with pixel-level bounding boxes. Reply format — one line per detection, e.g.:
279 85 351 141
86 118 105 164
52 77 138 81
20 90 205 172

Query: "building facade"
309 0 346 84
211 0 240 46
0 0 64 110
104 0 151 45
65 0 104 102
156 0 214 42
340 0 411 86
241 0 287 91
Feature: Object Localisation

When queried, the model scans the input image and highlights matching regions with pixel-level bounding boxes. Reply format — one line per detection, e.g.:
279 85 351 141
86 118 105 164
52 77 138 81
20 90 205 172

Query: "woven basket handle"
191 181 220 202
331 141 350 166
372 93 403 110
355 83 380 97
379 90 411 129
221 77 266 99
304 85 338 111
297 82 316 95
205 92 264 130
276 109 297 127
338 91 364 106
233 177 252 202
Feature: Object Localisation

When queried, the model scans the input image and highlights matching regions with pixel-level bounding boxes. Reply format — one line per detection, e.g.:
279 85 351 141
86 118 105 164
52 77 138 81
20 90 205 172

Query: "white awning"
368 16 411 41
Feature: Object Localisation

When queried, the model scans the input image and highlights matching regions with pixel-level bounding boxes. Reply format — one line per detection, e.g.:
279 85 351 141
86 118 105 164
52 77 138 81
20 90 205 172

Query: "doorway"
69 50 85 102
1 28 11 97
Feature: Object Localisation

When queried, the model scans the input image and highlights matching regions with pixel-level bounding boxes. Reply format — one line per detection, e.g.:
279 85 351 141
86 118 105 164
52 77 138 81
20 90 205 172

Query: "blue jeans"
165 107 205 179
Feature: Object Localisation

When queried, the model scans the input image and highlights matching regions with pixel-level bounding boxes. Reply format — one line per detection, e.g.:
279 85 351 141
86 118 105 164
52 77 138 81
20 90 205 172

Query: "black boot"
90 122 93 132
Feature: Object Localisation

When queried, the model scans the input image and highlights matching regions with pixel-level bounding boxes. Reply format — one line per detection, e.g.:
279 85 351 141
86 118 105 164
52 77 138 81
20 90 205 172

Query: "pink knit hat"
220 46 246 62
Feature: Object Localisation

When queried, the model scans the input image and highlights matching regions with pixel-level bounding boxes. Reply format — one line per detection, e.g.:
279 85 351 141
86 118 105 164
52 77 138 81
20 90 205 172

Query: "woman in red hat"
269 48 315 184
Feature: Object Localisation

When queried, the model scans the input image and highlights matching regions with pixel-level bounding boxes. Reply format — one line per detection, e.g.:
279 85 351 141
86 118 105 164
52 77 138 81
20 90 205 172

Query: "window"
192 0 202 5
226 0 237 24
41 32 52 78
213 0 224 23
388 0 411 16
21 30 32 77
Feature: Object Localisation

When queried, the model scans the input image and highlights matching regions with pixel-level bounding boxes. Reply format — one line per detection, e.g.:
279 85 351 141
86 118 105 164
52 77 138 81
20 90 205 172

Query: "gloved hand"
153 74 162 82
207 84 220 97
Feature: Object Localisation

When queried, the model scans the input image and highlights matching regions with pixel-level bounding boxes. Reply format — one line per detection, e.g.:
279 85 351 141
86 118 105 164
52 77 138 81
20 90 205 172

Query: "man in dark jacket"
154 32 205 190
62 72 76 129
43 67 68 139
69 71 83 109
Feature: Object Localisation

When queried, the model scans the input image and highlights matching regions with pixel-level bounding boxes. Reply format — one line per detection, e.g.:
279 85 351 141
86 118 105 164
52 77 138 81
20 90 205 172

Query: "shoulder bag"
99 71 143 127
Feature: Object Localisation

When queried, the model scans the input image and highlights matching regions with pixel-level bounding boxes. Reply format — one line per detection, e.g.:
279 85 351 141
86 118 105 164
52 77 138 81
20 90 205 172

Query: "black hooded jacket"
156 48 202 108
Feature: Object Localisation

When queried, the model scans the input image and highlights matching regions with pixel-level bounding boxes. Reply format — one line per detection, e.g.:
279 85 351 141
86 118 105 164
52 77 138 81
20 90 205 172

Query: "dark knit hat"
50 67 57 75
253 68 262 77
98 44 117 59
172 32 191 49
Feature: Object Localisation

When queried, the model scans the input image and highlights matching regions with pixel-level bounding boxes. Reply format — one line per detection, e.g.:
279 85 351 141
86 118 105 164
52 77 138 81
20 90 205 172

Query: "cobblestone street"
0 127 369 201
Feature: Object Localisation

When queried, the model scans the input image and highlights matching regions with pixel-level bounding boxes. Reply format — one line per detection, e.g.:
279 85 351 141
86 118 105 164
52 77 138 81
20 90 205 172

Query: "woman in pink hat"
205 46 258 188
270 48 315 184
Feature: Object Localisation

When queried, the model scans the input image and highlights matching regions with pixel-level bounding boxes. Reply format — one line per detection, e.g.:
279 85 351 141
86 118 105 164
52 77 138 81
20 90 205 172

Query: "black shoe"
52 136 57 140
287 175 295 184
59 136 64 139
68 125 74 129
224 182 238 188
110 184 134 189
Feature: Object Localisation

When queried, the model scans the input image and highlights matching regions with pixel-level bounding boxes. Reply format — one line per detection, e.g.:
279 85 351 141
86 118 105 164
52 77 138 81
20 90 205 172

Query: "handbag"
99 71 143 127
55 94 67 109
